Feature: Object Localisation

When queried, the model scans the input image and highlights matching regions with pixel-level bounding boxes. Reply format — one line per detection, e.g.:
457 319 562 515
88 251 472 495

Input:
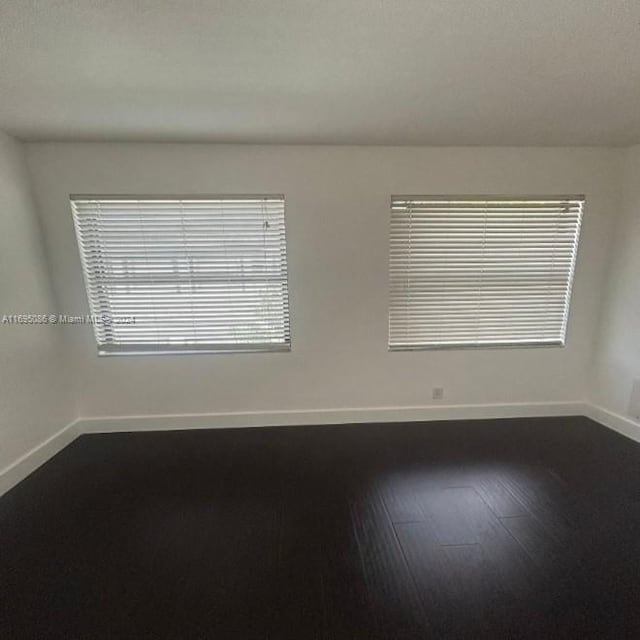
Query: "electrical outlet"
629 379 640 420
432 387 444 401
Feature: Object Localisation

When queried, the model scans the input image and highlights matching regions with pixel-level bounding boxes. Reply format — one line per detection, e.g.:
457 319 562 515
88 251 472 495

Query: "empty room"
2 1 640 638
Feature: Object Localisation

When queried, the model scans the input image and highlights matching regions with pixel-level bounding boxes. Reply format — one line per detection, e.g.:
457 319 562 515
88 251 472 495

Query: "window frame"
70 194 292 356
387 194 585 351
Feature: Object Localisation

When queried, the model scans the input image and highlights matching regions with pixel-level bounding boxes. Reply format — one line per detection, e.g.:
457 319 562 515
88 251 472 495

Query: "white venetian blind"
389 196 584 349
71 196 291 355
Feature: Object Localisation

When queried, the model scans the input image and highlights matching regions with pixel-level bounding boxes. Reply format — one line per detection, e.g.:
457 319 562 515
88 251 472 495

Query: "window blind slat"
388 196 583 349
71 196 291 355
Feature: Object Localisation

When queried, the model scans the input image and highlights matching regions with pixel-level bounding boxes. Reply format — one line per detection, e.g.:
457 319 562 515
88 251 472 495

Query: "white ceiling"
2 0 640 145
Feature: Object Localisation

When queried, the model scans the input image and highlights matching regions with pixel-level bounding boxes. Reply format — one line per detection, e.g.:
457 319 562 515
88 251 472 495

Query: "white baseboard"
0 401 589 497
4 402 637 502
0 419 81 497
584 403 640 443
77 401 586 434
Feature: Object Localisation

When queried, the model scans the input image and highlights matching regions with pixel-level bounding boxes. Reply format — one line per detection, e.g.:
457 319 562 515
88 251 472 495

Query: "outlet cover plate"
629 379 640 421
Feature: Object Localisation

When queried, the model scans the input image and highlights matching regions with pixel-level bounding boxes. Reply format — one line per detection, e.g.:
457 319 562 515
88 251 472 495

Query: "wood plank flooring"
2 416 640 638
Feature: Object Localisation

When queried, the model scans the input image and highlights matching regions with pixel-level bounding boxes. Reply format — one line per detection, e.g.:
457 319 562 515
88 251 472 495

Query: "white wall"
590 146 640 417
25 143 620 421
0 132 74 471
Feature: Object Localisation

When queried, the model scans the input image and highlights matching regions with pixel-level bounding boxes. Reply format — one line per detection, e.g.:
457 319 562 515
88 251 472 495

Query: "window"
71 196 291 355
388 196 584 349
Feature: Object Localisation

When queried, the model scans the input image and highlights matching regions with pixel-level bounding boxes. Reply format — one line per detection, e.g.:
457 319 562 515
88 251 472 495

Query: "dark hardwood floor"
2 416 640 639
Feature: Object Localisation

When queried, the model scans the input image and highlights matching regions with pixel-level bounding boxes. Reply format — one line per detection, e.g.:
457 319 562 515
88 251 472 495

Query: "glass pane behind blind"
71 196 291 354
388 196 584 349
